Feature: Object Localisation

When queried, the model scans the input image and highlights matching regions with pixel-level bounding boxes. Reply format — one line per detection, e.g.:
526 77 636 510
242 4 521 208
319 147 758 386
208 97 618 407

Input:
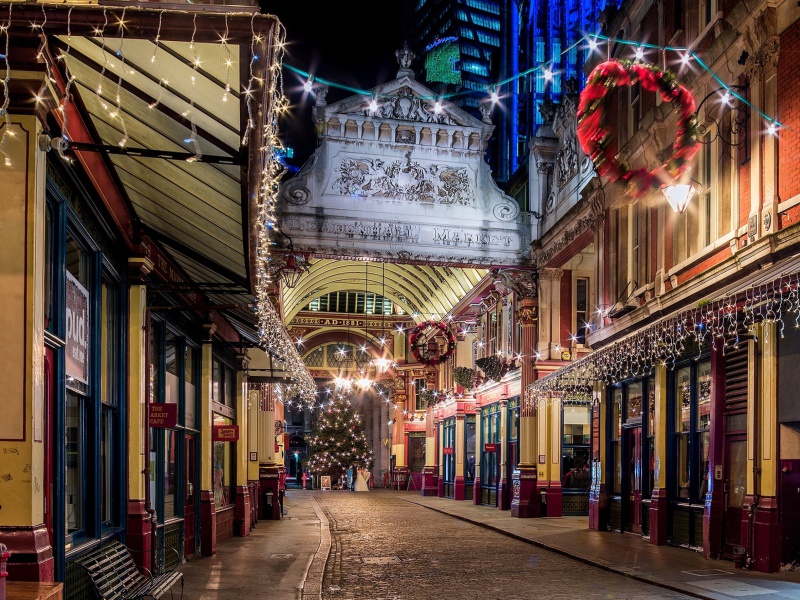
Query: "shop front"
480 404 501 507
440 417 456 499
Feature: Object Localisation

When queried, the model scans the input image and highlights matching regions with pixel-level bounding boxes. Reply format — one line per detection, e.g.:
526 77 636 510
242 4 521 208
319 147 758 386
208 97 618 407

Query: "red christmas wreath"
408 320 456 367
577 60 700 198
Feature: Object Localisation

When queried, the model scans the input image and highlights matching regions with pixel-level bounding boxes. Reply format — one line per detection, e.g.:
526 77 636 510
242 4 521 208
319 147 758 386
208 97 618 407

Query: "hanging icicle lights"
0 3 312 401
525 269 800 412
284 32 782 136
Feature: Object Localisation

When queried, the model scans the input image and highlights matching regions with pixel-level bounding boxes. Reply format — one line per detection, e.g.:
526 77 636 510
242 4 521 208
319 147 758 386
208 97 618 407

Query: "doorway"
624 427 642 533
722 434 747 557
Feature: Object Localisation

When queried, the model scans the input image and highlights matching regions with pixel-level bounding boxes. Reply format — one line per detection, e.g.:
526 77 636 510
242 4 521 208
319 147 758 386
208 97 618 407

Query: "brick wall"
779 20 800 202
560 270 572 347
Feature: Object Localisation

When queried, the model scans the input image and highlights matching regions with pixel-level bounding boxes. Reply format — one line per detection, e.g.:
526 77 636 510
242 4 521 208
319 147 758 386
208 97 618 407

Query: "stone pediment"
279 75 531 268
318 76 481 129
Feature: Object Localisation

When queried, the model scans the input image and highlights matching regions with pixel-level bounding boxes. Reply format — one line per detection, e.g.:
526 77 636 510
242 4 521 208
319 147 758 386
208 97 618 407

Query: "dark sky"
263 1 409 167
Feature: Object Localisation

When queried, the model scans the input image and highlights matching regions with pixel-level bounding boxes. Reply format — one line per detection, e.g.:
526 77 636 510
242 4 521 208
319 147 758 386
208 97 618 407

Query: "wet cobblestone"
315 490 694 600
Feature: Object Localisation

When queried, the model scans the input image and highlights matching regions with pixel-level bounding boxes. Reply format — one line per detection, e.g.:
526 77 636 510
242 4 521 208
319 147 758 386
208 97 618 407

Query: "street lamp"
661 180 699 214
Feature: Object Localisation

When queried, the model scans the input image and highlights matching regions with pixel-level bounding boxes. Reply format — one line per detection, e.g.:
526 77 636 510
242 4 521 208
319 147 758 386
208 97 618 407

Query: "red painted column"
703 344 725 558
199 491 217 556
512 296 541 518
0 526 54 582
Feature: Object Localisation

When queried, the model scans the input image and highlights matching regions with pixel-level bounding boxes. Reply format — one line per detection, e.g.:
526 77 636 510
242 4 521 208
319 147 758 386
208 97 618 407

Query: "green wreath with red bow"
408 320 456 367
577 60 700 198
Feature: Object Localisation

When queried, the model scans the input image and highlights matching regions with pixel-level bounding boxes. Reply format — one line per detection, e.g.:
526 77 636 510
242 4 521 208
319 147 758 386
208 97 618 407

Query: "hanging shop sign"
443 447 454 455
484 443 497 452
65 271 90 385
213 425 240 442
148 403 178 428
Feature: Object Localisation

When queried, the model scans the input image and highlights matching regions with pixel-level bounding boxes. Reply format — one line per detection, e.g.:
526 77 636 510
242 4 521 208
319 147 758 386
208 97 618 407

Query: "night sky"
263 1 409 167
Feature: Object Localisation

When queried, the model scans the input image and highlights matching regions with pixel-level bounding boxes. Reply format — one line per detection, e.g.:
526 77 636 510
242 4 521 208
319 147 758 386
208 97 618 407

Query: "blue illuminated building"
406 0 618 183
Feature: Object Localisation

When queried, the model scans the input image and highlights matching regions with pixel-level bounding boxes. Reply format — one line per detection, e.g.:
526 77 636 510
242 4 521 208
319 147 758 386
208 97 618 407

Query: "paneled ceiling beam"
65 140 244 165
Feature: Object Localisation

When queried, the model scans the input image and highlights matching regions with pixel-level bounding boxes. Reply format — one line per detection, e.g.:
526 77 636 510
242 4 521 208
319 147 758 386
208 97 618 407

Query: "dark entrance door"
624 427 642 533
184 436 196 557
723 434 747 556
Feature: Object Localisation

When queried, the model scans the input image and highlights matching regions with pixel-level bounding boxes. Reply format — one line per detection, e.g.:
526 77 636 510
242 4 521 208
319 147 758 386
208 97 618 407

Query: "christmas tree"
307 398 374 481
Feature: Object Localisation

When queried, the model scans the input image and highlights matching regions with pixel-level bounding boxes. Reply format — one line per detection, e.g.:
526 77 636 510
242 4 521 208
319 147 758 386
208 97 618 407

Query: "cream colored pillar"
0 114 50 577
199 330 216 555
760 322 778 497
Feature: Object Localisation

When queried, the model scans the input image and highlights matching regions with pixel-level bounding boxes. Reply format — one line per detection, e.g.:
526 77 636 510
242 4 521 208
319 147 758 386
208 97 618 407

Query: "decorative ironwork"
695 85 749 148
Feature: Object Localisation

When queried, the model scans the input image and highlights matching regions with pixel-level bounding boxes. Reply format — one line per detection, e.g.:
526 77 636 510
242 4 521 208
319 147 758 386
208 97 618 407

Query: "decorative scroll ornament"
577 60 700 198
409 320 456 366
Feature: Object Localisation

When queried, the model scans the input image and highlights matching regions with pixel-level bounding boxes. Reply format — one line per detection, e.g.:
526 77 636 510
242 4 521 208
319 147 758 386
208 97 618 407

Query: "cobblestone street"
315 490 693 600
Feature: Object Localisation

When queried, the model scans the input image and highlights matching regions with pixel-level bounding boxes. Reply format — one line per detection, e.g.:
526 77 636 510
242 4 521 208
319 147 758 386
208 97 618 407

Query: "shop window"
611 389 622 494
672 359 711 502
562 402 591 489
442 418 456 484
414 377 427 412
65 391 84 538
481 408 500 489
213 415 234 507
465 419 476 483
164 430 177 519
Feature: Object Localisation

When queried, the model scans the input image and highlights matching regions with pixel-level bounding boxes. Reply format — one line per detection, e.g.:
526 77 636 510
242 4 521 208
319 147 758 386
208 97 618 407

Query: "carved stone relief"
355 86 456 125
557 131 578 189
331 154 472 205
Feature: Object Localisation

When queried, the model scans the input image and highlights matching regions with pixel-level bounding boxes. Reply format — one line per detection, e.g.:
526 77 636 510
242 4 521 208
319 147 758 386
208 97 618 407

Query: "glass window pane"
698 430 710 500
613 441 621 493
150 326 160 404
697 361 712 430
613 389 622 440
465 422 476 482
66 392 83 535
225 367 235 407
212 360 221 403
213 415 233 507
677 433 690 498
101 282 118 406
165 332 178 376
101 405 113 524
728 440 747 508
627 382 642 421
164 430 177 519
677 366 691 433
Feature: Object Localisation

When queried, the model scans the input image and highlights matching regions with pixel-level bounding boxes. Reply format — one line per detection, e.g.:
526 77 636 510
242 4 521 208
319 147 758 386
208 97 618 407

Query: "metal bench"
76 541 183 600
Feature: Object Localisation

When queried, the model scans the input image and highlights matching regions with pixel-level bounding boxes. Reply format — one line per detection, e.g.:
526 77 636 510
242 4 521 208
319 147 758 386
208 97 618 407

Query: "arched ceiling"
282 259 487 323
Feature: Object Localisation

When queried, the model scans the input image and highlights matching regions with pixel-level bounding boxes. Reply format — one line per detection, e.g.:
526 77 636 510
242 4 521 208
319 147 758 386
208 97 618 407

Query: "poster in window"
66 271 90 384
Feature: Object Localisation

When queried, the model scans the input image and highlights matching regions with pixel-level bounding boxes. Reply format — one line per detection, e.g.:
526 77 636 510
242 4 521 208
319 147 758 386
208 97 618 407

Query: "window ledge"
667 230 735 279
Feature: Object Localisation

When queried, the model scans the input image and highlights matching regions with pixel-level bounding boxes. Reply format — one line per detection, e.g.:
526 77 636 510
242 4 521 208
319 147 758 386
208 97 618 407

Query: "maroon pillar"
753 497 781 572
126 500 153 572
234 485 251 537
648 488 668 543
200 490 217 556
0 525 54 582
544 481 562 517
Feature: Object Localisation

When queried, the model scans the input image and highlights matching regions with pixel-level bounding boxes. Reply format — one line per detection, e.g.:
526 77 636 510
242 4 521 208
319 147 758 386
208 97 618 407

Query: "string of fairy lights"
285 31 783 134
525 268 800 411
0 3 314 402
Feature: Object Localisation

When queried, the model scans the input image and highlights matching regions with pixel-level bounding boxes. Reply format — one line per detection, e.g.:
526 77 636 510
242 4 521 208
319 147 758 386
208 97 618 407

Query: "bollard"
0 542 9 600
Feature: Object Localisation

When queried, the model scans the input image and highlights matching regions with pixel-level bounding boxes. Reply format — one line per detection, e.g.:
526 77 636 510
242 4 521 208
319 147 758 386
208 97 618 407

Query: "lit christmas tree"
307 398 374 481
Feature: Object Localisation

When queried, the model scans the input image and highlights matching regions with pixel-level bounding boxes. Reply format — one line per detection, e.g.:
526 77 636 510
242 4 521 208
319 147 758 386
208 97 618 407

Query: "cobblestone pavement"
315 490 695 600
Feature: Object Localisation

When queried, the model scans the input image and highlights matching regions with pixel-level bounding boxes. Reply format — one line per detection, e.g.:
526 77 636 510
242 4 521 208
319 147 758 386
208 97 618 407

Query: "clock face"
561 350 572 361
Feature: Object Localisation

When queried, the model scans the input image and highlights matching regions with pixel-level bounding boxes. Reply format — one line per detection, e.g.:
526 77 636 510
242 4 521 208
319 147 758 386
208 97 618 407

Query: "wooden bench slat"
75 540 183 600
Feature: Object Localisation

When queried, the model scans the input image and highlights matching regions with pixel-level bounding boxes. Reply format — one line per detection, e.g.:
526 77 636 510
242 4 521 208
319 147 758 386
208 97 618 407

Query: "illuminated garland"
577 60 700 197
409 320 456 367
525 270 800 411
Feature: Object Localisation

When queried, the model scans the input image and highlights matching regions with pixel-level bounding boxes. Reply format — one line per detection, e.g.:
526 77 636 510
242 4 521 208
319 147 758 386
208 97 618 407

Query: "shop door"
624 427 642 533
184 436 196 557
723 435 747 556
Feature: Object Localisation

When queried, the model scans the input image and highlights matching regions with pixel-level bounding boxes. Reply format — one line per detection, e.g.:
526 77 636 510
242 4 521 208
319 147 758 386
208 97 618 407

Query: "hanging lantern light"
661 180 699 214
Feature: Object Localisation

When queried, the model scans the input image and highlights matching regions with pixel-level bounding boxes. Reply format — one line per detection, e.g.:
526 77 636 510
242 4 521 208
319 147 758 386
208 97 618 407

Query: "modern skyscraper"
406 0 617 183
